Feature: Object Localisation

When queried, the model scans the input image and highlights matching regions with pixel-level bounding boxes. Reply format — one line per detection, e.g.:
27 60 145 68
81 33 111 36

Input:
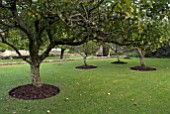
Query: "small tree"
104 43 128 64
131 20 169 69
70 41 100 68
129 1 170 70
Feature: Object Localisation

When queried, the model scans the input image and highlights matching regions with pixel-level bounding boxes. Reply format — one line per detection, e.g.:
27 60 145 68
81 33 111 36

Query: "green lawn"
0 55 83 63
0 58 170 114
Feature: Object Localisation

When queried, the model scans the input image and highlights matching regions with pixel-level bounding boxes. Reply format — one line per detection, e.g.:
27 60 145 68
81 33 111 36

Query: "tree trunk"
103 45 109 56
137 48 145 67
60 48 65 59
30 63 41 87
83 56 88 66
116 52 120 62
115 45 120 62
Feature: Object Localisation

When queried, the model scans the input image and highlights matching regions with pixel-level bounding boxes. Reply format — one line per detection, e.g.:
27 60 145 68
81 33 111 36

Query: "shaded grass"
0 58 170 114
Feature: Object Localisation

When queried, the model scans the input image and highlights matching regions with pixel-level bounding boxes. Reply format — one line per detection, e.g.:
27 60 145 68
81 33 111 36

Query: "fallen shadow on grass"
9 84 60 100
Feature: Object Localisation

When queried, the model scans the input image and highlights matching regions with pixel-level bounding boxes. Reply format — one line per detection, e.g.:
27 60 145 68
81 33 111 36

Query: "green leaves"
124 0 130 6
71 41 100 58
64 0 71 3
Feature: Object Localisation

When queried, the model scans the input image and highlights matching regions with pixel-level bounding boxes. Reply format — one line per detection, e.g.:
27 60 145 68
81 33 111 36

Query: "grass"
0 57 170 114
0 58 23 63
0 55 83 63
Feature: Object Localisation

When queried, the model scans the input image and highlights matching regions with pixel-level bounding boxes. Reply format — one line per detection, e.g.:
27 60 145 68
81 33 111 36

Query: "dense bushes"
146 46 170 58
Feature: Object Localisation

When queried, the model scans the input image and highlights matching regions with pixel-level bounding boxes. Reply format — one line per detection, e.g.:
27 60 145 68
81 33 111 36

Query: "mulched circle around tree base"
9 84 60 100
130 66 156 71
76 65 97 69
111 61 127 64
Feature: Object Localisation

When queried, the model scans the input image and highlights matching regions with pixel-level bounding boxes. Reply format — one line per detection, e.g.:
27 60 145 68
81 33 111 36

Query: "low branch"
39 42 56 62
40 34 90 62
1 37 31 64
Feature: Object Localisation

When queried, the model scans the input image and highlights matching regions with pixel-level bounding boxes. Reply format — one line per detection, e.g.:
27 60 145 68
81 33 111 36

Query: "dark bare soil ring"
111 61 127 64
130 66 156 71
9 84 60 100
76 65 97 69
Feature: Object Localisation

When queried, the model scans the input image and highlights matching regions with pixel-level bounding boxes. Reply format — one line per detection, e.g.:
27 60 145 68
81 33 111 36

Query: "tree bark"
60 48 65 59
83 56 88 66
137 48 145 67
116 52 120 62
30 63 41 87
103 45 109 56
115 45 120 62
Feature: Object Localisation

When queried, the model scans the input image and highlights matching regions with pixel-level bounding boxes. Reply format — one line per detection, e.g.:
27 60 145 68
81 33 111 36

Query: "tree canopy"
0 0 105 87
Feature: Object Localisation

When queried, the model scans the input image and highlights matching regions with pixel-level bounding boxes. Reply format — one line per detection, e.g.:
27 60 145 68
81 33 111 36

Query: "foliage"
69 41 100 65
75 41 99 55
0 29 28 51
145 45 170 58
94 0 170 49
106 43 125 54
94 0 170 66
0 0 105 60
0 0 105 86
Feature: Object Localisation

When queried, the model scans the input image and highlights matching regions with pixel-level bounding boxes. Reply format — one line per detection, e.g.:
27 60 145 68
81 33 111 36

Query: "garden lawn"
0 55 83 63
0 58 170 114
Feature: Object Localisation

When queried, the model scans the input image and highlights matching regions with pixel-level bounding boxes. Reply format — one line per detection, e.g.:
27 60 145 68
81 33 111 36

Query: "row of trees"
0 0 170 88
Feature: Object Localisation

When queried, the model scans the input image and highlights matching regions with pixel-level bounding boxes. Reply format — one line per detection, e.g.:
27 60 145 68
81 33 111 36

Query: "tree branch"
40 34 90 62
46 28 53 43
80 2 88 19
0 36 31 64
39 42 56 62
89 0 104 14
69 47 86 58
